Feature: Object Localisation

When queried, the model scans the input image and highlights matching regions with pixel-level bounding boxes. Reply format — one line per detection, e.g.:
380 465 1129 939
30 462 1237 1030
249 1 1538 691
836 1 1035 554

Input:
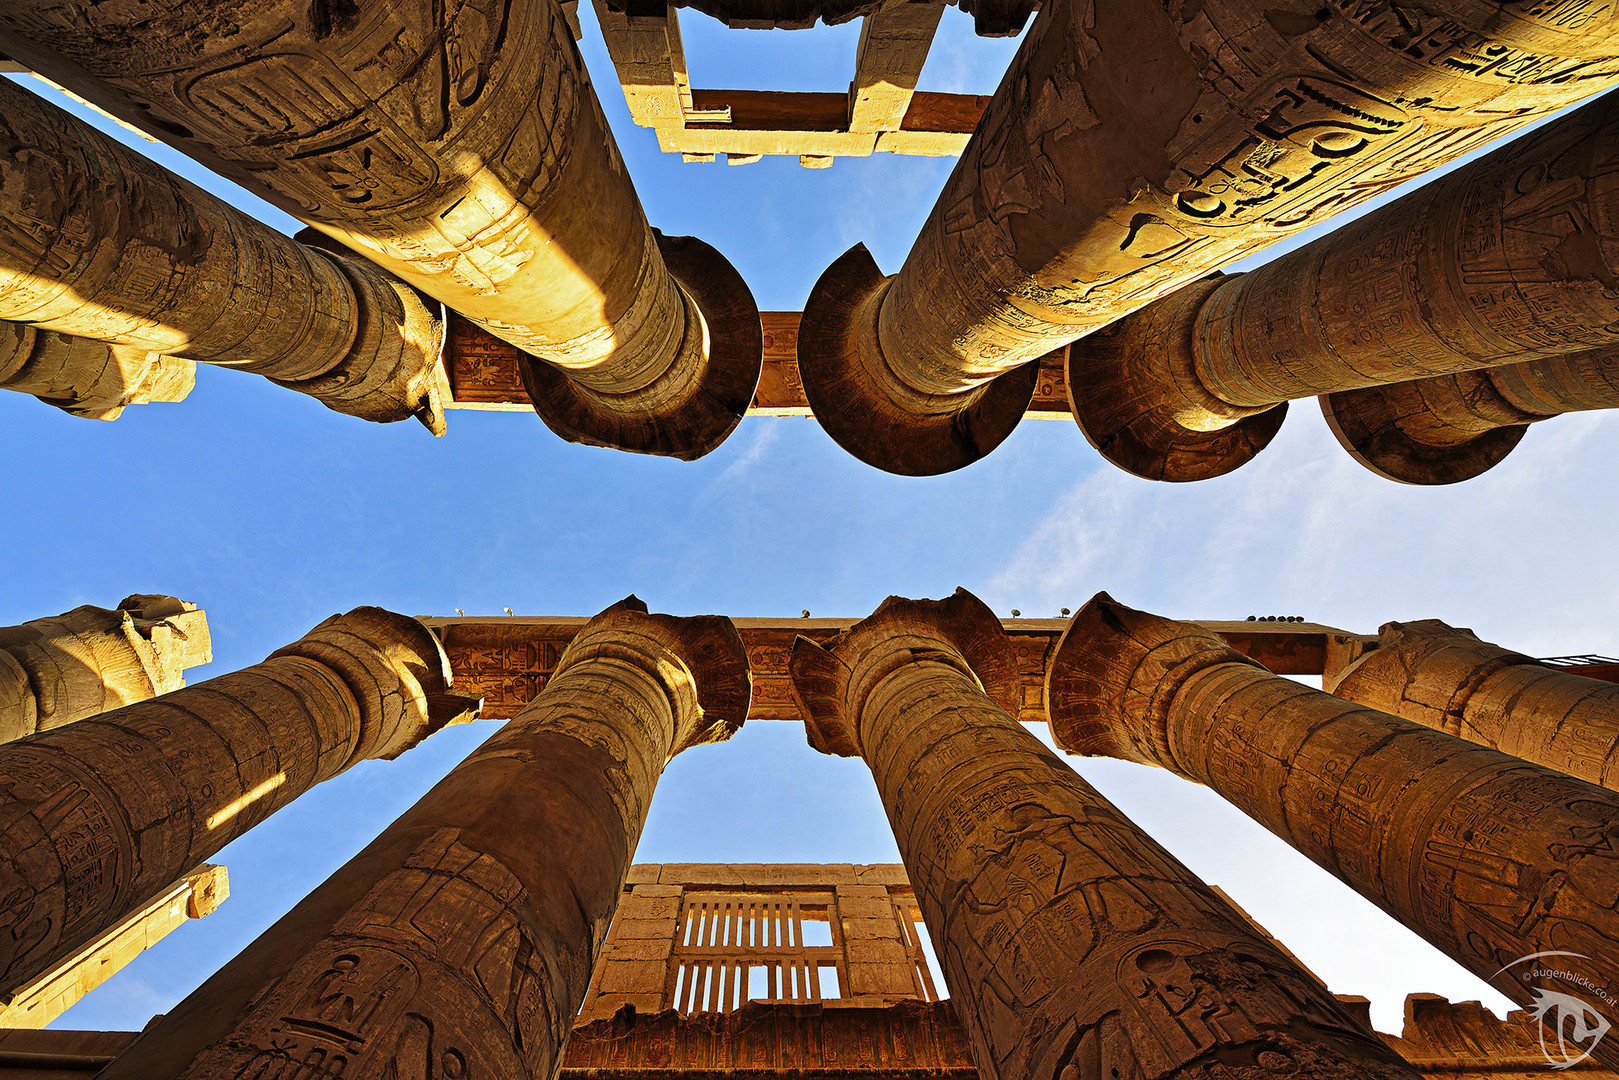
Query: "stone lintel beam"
0 595 210 744
790 588 1419 1080
0 80 449 433
1048 592 1619 1071
0 321 193 421
96 598 749 1080
1328 619 1619 793
0 2 762 458
1069 90 1619 482
0 606 480 1000
797 1 1619 475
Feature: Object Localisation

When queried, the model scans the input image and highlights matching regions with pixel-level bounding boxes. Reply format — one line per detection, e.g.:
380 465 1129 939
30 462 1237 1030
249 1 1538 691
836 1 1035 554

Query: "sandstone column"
0 320 193 420
794 0 1619 475
789 589 1419 1080
0 1 763 458
1068 90 1619 482
1048 593 1619 1070
1328 619 1619 792
0 79 450 433
0 606 480 1000
0 596 209 745
1322 346 1619 484
94 598 750 1080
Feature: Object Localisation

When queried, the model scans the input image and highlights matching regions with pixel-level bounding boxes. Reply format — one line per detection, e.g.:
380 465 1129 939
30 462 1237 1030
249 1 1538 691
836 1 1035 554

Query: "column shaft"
1330 619 1619 792
94 599 749 1080
0 596 209 744
0 607 477 1000
0 0 762 456
1049 593 1619 1070
791 589 1419 1080
797 0 1619 474
0 321 193 420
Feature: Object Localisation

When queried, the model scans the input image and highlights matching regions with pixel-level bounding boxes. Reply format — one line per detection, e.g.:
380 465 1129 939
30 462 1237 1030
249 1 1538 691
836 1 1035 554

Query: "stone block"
597 960 668 995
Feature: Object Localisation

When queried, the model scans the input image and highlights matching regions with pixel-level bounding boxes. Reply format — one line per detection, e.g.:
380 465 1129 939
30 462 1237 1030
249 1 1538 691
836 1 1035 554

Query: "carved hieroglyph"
0 80 450 432
0 596 209 744
790 589 1419 1080
1048 593 1619 1070
95 599 750 1080
0 607 479 1002
1328 619 1619 793
796 0 1619 474
0 0 762 457
1070 90 1619 482
0 320 193 420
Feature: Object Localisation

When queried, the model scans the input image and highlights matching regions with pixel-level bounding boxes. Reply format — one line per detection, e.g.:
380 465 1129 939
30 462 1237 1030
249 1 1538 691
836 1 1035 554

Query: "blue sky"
5 10 1618 1038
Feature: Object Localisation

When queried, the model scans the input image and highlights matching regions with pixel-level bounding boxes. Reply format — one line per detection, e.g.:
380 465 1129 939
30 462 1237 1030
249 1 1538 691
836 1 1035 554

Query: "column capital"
1046 592 1261 765
1329 619 1538 733
789 587 1017 757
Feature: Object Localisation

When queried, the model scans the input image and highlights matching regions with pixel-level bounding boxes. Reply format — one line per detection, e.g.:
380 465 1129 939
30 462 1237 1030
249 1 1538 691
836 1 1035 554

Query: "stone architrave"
0 596 210 745
1068 91 1619 482
788 589 1420 1080
1048 593 1619 1070
0 320 193 420
0 80 450 432
0 607 480 1001
1327 619 1619 793
793 0 1619 476
94 599 750 1080
0 1 764 458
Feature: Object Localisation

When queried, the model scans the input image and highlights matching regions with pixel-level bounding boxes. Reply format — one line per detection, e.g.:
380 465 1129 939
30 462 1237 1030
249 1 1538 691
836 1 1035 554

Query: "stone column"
1327 619 1619 793
1048 593 1619 1070
794 0 1619 475
94 598 750 1080
0 79 450 433
1068 90 1619 482
1322 345 1619 484
0 320 193 421
0 606 480 1001
0 1 763 459
789 589 1419 1080
0 595 209 745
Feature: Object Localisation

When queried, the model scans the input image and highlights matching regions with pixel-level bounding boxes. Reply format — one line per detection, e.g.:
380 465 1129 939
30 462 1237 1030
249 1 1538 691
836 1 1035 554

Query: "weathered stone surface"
0 595 209 744
791 589 1418 1080
1329 619 1619 792
0 320 192 421
0 606 477 1001
0 0 762 457
1048 592 1619 1070
797 0 1619 474
94 599 748 1080
1072 90 1619 481
0 79 449 431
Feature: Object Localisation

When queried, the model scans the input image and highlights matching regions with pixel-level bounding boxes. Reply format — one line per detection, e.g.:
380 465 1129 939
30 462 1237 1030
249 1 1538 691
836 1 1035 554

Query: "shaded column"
0 606 480 1000
95 598 750 1080
789 589 1419 1080
795 0 1619 475
0 595 209 744
1047 593 1619 1070
0 1 763 458
0 320 193 420
1328 619 1619 793
1068 90 1619 482
0 80 450 433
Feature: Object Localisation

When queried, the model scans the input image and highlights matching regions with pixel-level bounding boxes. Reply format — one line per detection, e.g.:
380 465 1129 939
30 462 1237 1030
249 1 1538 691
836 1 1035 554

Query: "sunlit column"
1328 619 1619 792
1069 91 1619 482
0 607 479 1000
0 320 193 420
1047 593 1619 1070
0 80 450 432
793 0 1619 475
95 599 750 1080
0 595 209 744
0 1 763 457
789 589 1419 1080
